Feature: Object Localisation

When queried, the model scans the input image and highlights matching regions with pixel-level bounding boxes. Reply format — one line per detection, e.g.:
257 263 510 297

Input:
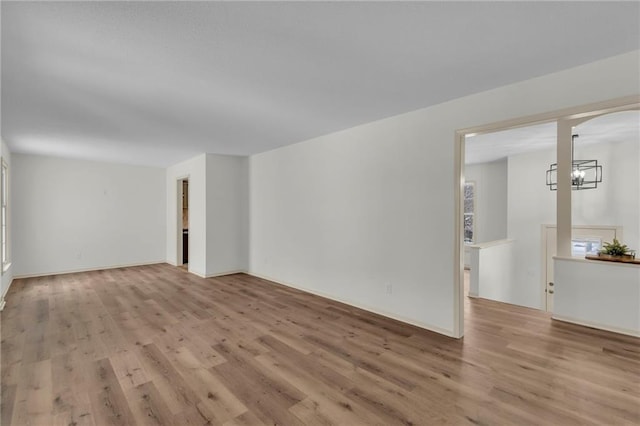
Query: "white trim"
1 160 9 274
453 130 465 338
541 225 550 311
177 177 187 267
552 314 639 338
190 269 246 279
0 276 13 311
248 272 456 338
205 270 245 278
13 261 166 279
187 268 206 277
1 277 13 300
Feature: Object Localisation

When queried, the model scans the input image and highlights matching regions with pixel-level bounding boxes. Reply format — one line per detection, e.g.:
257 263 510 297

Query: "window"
464 181 475 244
1 161 9 272
571 237 602 257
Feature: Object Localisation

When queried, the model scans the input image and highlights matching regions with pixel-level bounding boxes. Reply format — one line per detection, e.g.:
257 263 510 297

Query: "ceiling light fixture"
546 134 602 191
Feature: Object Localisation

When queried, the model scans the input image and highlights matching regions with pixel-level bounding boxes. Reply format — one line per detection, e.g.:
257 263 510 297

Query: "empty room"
1 2 639 425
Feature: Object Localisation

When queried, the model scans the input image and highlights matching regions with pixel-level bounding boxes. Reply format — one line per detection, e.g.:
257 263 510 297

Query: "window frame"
463 181 476 244
2 160 10 273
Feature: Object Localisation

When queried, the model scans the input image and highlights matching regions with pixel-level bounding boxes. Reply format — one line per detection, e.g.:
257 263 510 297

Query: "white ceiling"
2 2 639 167
465 110 640 165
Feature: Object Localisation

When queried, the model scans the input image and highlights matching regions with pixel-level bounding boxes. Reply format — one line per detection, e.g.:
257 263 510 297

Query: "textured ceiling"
465 110 640 165
2 1 639 167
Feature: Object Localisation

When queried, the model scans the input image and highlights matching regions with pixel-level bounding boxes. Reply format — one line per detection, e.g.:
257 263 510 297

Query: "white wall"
507 148 557 308
166 153 249 277
1 140 12 302
554 258 640 337
507 137 639 309
13 154 166 277
166 154 207 275
249 51 640 336
205 154 249 276
572 138 640 250
469 240 515 300
465 159 508 243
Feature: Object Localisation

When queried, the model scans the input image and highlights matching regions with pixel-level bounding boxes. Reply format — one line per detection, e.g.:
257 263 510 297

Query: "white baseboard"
205 270 246 278
552 314 639 338
13 260 167 279
0 275 14 312
1 278 13 299
247 271 456 338
9 262 456 338
191 269 247 279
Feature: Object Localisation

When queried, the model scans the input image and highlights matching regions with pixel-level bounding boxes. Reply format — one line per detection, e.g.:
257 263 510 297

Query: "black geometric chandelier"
546 134 603 191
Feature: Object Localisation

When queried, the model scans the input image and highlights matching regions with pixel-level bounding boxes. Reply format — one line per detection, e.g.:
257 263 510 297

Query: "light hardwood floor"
1 264 638 425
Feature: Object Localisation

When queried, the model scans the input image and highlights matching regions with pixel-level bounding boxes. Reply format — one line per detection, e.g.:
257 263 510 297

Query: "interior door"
544 226 619 312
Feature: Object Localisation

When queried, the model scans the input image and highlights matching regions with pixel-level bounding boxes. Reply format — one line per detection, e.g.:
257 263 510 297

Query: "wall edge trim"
247 271 456 338
205 270 246 278
13 261 167 279
1 277 13 301
191 269 247 279
552 314 639 338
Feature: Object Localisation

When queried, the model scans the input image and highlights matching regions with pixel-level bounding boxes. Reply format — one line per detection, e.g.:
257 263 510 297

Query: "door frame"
453 95 639 339
177 176 190 267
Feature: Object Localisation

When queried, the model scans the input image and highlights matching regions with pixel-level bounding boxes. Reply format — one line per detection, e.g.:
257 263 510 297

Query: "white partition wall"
468 240 515 302
554 257 640 336
166 154 249 278
205 154 249 277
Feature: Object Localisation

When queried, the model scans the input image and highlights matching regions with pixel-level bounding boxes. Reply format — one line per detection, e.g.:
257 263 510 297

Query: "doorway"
464 122 552 311
178 178 189 268
454 96 639 338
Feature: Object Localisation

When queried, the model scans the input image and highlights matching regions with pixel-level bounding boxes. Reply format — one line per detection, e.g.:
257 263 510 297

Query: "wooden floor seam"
1 264 638 425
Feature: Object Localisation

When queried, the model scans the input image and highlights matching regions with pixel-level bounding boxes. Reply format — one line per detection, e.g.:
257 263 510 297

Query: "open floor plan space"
1 264 638 425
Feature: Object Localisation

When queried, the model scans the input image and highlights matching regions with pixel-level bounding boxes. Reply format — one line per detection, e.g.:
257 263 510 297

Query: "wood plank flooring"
1 264 639 425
